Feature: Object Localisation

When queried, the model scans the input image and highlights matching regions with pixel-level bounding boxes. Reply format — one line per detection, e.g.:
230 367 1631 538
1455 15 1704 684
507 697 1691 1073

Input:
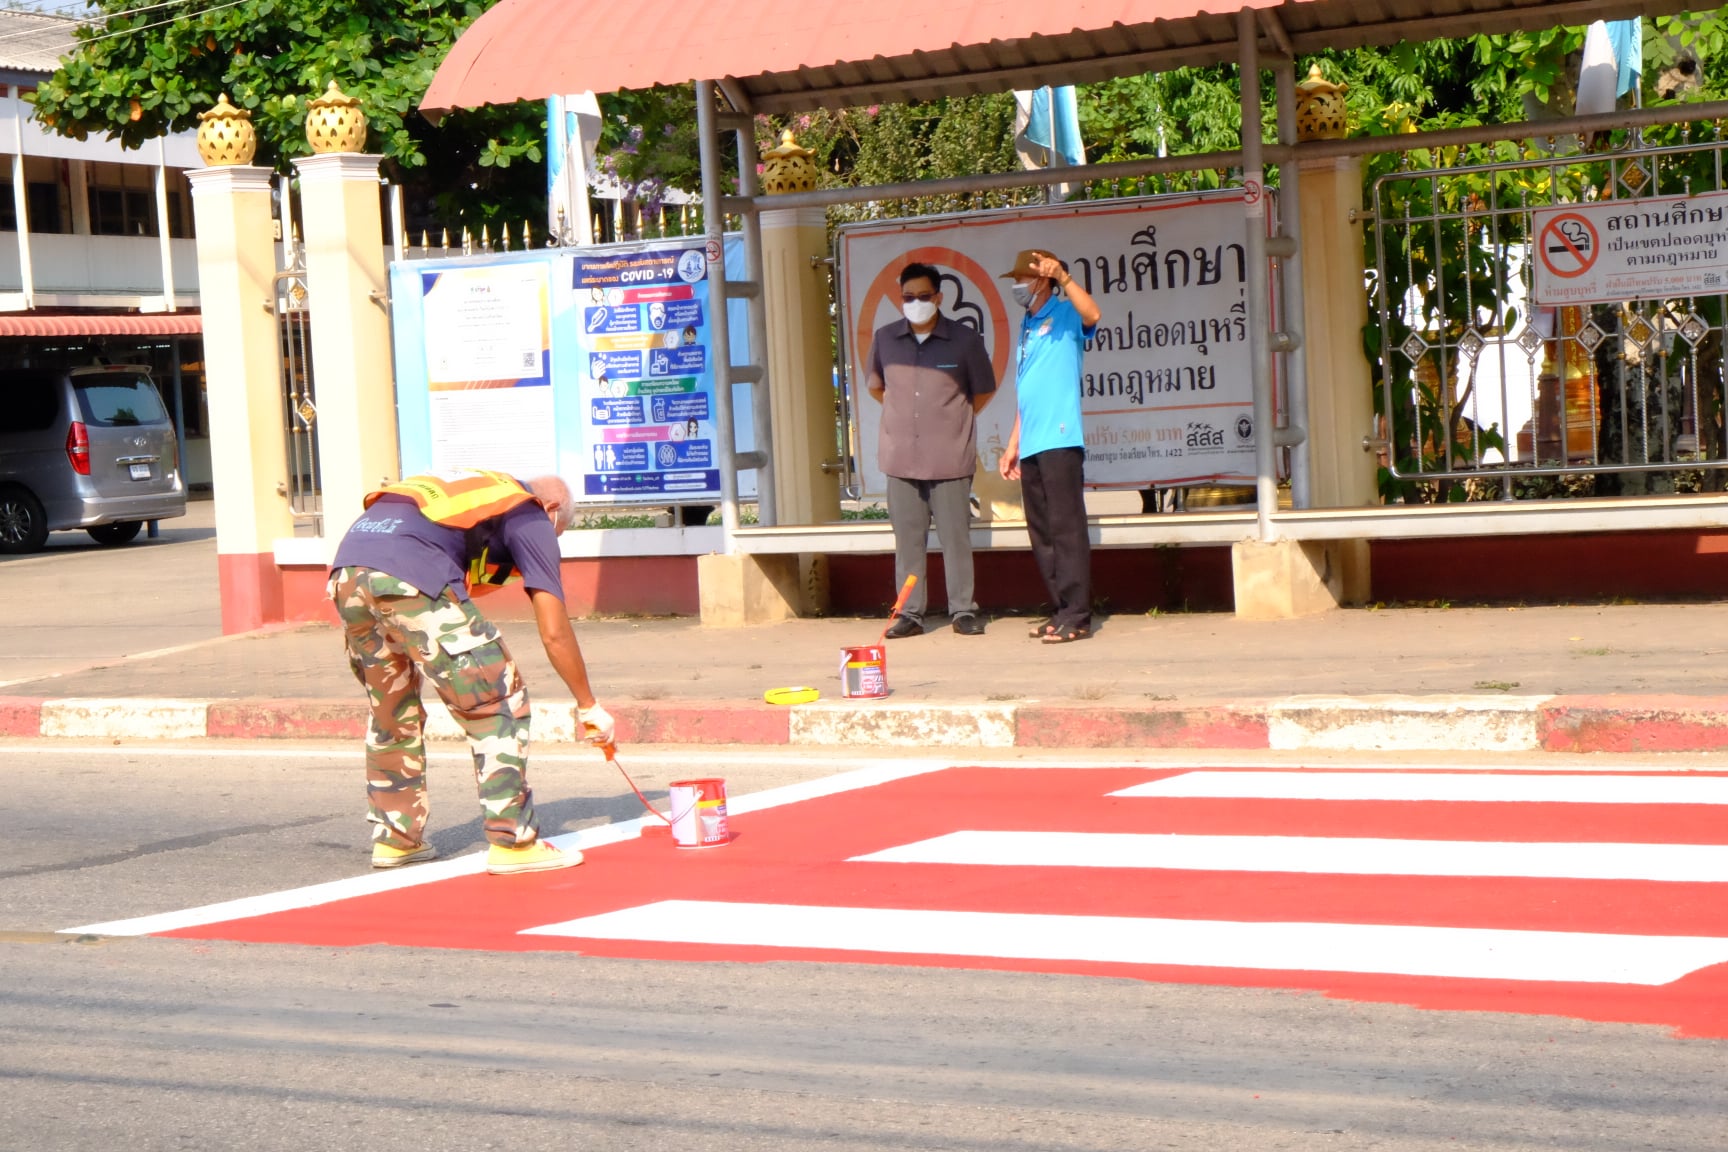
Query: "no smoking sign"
1539 212 1598 279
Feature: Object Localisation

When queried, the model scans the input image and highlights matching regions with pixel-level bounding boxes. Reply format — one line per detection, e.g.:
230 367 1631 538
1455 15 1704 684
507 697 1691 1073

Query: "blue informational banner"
388 236 754 505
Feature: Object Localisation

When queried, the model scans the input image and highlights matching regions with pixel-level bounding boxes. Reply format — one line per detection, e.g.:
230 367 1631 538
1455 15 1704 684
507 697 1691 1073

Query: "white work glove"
579 702 615 746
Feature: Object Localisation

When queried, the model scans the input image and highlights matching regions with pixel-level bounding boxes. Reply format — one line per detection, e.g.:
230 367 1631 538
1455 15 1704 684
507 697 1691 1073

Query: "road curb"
5 693 1728 752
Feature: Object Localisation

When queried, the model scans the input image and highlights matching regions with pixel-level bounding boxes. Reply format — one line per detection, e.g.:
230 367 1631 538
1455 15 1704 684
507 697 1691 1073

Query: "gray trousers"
886 474 975 622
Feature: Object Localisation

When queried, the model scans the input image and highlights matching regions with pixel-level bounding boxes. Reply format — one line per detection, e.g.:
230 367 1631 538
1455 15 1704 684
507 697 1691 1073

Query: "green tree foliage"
30 0 546 229
754 95 1039 223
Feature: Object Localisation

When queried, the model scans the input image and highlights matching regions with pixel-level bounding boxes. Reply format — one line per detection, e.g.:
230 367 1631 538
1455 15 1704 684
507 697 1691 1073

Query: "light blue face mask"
1010 281 1035 309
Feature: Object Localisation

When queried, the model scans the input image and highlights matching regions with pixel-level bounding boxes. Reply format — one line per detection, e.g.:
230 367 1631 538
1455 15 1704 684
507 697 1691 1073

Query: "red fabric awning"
422 0 1669 117
0 312 202 338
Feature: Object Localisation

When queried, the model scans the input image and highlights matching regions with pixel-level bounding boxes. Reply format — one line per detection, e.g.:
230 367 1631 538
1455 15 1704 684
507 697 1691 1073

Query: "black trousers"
1020 446 1091 630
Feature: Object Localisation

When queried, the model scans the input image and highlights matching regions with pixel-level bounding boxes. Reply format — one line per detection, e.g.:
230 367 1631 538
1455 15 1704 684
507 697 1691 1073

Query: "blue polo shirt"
1015 294 1095 459
331 496 565 603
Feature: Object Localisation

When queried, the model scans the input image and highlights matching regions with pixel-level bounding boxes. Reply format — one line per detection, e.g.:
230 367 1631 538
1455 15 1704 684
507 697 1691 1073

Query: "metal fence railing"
1370 130 1728 499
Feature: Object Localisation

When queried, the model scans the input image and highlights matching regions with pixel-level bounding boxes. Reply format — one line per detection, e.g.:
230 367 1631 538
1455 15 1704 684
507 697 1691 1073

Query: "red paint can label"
839 644 888 699
668 777 730 848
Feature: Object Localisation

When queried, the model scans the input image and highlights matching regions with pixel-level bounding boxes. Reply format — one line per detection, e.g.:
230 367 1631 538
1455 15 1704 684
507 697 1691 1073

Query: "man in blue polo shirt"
997 249 1101 644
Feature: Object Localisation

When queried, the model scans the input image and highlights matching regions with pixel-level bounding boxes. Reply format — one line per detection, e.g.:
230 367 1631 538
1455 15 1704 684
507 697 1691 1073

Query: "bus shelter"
420 0 1728 620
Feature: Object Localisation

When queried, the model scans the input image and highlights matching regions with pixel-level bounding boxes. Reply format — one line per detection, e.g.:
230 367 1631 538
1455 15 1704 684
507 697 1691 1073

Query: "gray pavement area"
4 495 1725 705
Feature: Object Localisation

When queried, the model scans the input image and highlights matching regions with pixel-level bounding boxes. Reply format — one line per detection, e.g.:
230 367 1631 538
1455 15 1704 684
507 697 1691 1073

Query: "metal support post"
696 80 743 550
1275 59 1311 508
1238 9 1277 541
733 121 777 527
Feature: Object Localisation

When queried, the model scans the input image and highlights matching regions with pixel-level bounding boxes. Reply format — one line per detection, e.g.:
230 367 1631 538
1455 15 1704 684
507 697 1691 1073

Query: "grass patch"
1472 680 1520 692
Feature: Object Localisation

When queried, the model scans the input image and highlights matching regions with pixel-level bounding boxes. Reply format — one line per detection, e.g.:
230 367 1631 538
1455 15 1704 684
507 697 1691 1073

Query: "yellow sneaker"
486 841 584 876
371 841 437 869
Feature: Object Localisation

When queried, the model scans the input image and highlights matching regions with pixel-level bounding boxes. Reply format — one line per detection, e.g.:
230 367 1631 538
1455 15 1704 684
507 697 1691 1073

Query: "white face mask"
1010 281 1036 309
902 299 938 326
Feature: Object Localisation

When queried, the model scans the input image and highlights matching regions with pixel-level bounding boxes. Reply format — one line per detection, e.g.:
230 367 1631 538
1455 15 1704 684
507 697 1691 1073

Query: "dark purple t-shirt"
330 495 565 603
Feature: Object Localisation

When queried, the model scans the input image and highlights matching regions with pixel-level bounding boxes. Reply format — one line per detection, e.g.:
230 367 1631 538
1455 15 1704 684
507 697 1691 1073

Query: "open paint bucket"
839 644 888 699
667 778 731 848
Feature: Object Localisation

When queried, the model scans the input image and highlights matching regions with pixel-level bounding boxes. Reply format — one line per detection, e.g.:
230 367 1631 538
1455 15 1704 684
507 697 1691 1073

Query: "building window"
0 182 66 233
88 185 158 236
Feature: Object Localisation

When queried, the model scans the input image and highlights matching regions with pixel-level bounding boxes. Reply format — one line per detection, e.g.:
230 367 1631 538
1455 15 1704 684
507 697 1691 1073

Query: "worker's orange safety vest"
363 470 544 588
364 470 541 529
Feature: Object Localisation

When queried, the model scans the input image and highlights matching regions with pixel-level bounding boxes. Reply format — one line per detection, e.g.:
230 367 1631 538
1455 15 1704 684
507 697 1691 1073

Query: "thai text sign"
838 191 1263 493
1532 190 1728 305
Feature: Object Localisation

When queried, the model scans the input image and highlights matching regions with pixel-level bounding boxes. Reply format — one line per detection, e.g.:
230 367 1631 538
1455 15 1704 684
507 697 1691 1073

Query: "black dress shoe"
884 616 924 639
951 613 986 636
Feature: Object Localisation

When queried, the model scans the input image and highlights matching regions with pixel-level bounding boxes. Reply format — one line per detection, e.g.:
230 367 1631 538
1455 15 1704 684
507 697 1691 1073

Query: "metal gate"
1370 129 1728 498
275 220 321 532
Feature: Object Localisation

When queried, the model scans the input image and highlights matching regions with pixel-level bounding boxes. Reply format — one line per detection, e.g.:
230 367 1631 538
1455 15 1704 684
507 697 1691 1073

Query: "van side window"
73 375 169 427
0 371 59 433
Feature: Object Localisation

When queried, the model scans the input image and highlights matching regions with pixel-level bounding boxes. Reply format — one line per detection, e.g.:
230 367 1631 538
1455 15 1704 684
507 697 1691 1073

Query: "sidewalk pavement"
7 598 1728 753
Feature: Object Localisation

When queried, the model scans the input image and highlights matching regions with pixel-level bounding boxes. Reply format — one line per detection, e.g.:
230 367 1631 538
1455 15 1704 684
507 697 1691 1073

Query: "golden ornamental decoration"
760 129 818 195
1294 63 1350 142
195 94 256 166
305 80 368 154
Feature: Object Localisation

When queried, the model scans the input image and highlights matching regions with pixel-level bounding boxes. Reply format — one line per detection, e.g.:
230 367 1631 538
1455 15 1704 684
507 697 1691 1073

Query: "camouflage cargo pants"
329 566 539 850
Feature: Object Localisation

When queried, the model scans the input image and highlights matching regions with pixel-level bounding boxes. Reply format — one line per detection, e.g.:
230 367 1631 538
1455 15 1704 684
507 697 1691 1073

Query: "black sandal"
1041 625 1091 644
1028 619 1056 638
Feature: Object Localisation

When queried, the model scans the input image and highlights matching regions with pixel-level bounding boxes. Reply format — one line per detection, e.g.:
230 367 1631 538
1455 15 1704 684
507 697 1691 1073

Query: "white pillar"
188 164 295 632
10 85 32 308
152 137 176 312
292 151 399 534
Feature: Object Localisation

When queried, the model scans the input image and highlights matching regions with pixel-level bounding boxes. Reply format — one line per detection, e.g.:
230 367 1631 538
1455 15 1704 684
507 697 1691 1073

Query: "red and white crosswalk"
77 764 1728 1037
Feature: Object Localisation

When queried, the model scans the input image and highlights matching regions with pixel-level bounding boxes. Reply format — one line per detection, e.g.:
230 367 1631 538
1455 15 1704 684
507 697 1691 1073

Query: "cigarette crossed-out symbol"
1539 213 1599 279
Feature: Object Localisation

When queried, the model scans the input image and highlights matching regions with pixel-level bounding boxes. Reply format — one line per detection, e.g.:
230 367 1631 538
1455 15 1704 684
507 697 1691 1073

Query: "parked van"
0 365 187 553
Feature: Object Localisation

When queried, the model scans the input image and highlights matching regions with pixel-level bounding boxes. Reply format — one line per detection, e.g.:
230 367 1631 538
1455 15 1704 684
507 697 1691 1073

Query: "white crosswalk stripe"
1111 771 1728 804
524 900 1728 985
851 830 1728 882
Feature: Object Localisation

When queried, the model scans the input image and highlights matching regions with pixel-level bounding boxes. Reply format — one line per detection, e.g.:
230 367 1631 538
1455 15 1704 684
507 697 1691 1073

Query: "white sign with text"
838 192 1266 495
1532 190 1728 305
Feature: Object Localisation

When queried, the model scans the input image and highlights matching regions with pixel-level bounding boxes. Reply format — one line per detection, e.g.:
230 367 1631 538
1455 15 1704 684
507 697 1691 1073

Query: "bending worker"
328 469 613 876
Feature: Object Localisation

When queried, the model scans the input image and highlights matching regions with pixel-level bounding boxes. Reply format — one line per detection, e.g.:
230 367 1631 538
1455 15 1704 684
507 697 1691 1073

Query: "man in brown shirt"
865 261 998 636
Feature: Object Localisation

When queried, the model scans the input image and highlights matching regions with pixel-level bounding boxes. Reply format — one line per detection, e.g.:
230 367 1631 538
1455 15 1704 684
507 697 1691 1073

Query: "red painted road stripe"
153 766 1728 1038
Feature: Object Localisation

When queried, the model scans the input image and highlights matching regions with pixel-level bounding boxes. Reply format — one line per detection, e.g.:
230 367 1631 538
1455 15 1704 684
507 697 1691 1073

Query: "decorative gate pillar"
1294 66 1377 513
758 130 842 526
189 96 294 633
292 82 400 535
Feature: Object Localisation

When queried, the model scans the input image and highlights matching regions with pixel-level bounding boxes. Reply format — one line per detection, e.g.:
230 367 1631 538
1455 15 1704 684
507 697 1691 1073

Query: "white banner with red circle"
837 191 1266 495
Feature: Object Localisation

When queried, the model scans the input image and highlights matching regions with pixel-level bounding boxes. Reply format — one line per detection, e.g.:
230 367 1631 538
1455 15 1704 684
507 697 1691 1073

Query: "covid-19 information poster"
389 238 753 506
568 245 719 498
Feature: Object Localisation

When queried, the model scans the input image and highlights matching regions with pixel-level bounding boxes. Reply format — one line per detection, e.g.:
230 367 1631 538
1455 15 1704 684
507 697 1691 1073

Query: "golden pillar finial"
1295 64 1350 142
761 128 819 194
195 94 257 166
305 80 368 153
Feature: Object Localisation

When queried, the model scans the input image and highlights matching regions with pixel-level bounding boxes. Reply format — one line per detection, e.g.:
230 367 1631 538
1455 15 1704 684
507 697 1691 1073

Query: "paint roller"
880 574 917 643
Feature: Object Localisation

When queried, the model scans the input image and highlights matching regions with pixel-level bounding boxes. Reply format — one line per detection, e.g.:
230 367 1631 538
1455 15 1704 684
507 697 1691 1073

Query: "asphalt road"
4 741 1726 1152
0 498 220 688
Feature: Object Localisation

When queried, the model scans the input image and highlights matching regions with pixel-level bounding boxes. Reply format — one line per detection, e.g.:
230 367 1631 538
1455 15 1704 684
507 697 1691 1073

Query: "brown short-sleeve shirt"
865 315 997 481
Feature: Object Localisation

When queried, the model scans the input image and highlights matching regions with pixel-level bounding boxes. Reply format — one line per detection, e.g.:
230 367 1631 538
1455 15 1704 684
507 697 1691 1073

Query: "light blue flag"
1607 18 1642 97
1024 86 1085 167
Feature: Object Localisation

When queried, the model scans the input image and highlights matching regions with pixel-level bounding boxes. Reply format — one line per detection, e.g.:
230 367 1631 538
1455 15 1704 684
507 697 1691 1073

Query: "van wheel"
87 520 144 546
0 487 49 554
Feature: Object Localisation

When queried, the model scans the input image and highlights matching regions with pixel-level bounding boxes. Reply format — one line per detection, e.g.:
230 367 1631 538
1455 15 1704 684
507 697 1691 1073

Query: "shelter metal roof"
423 0 1686 117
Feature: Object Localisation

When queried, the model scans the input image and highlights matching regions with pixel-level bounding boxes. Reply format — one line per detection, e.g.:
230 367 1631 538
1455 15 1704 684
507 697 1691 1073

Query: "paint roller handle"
580 702 615 750
887 574 918 621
